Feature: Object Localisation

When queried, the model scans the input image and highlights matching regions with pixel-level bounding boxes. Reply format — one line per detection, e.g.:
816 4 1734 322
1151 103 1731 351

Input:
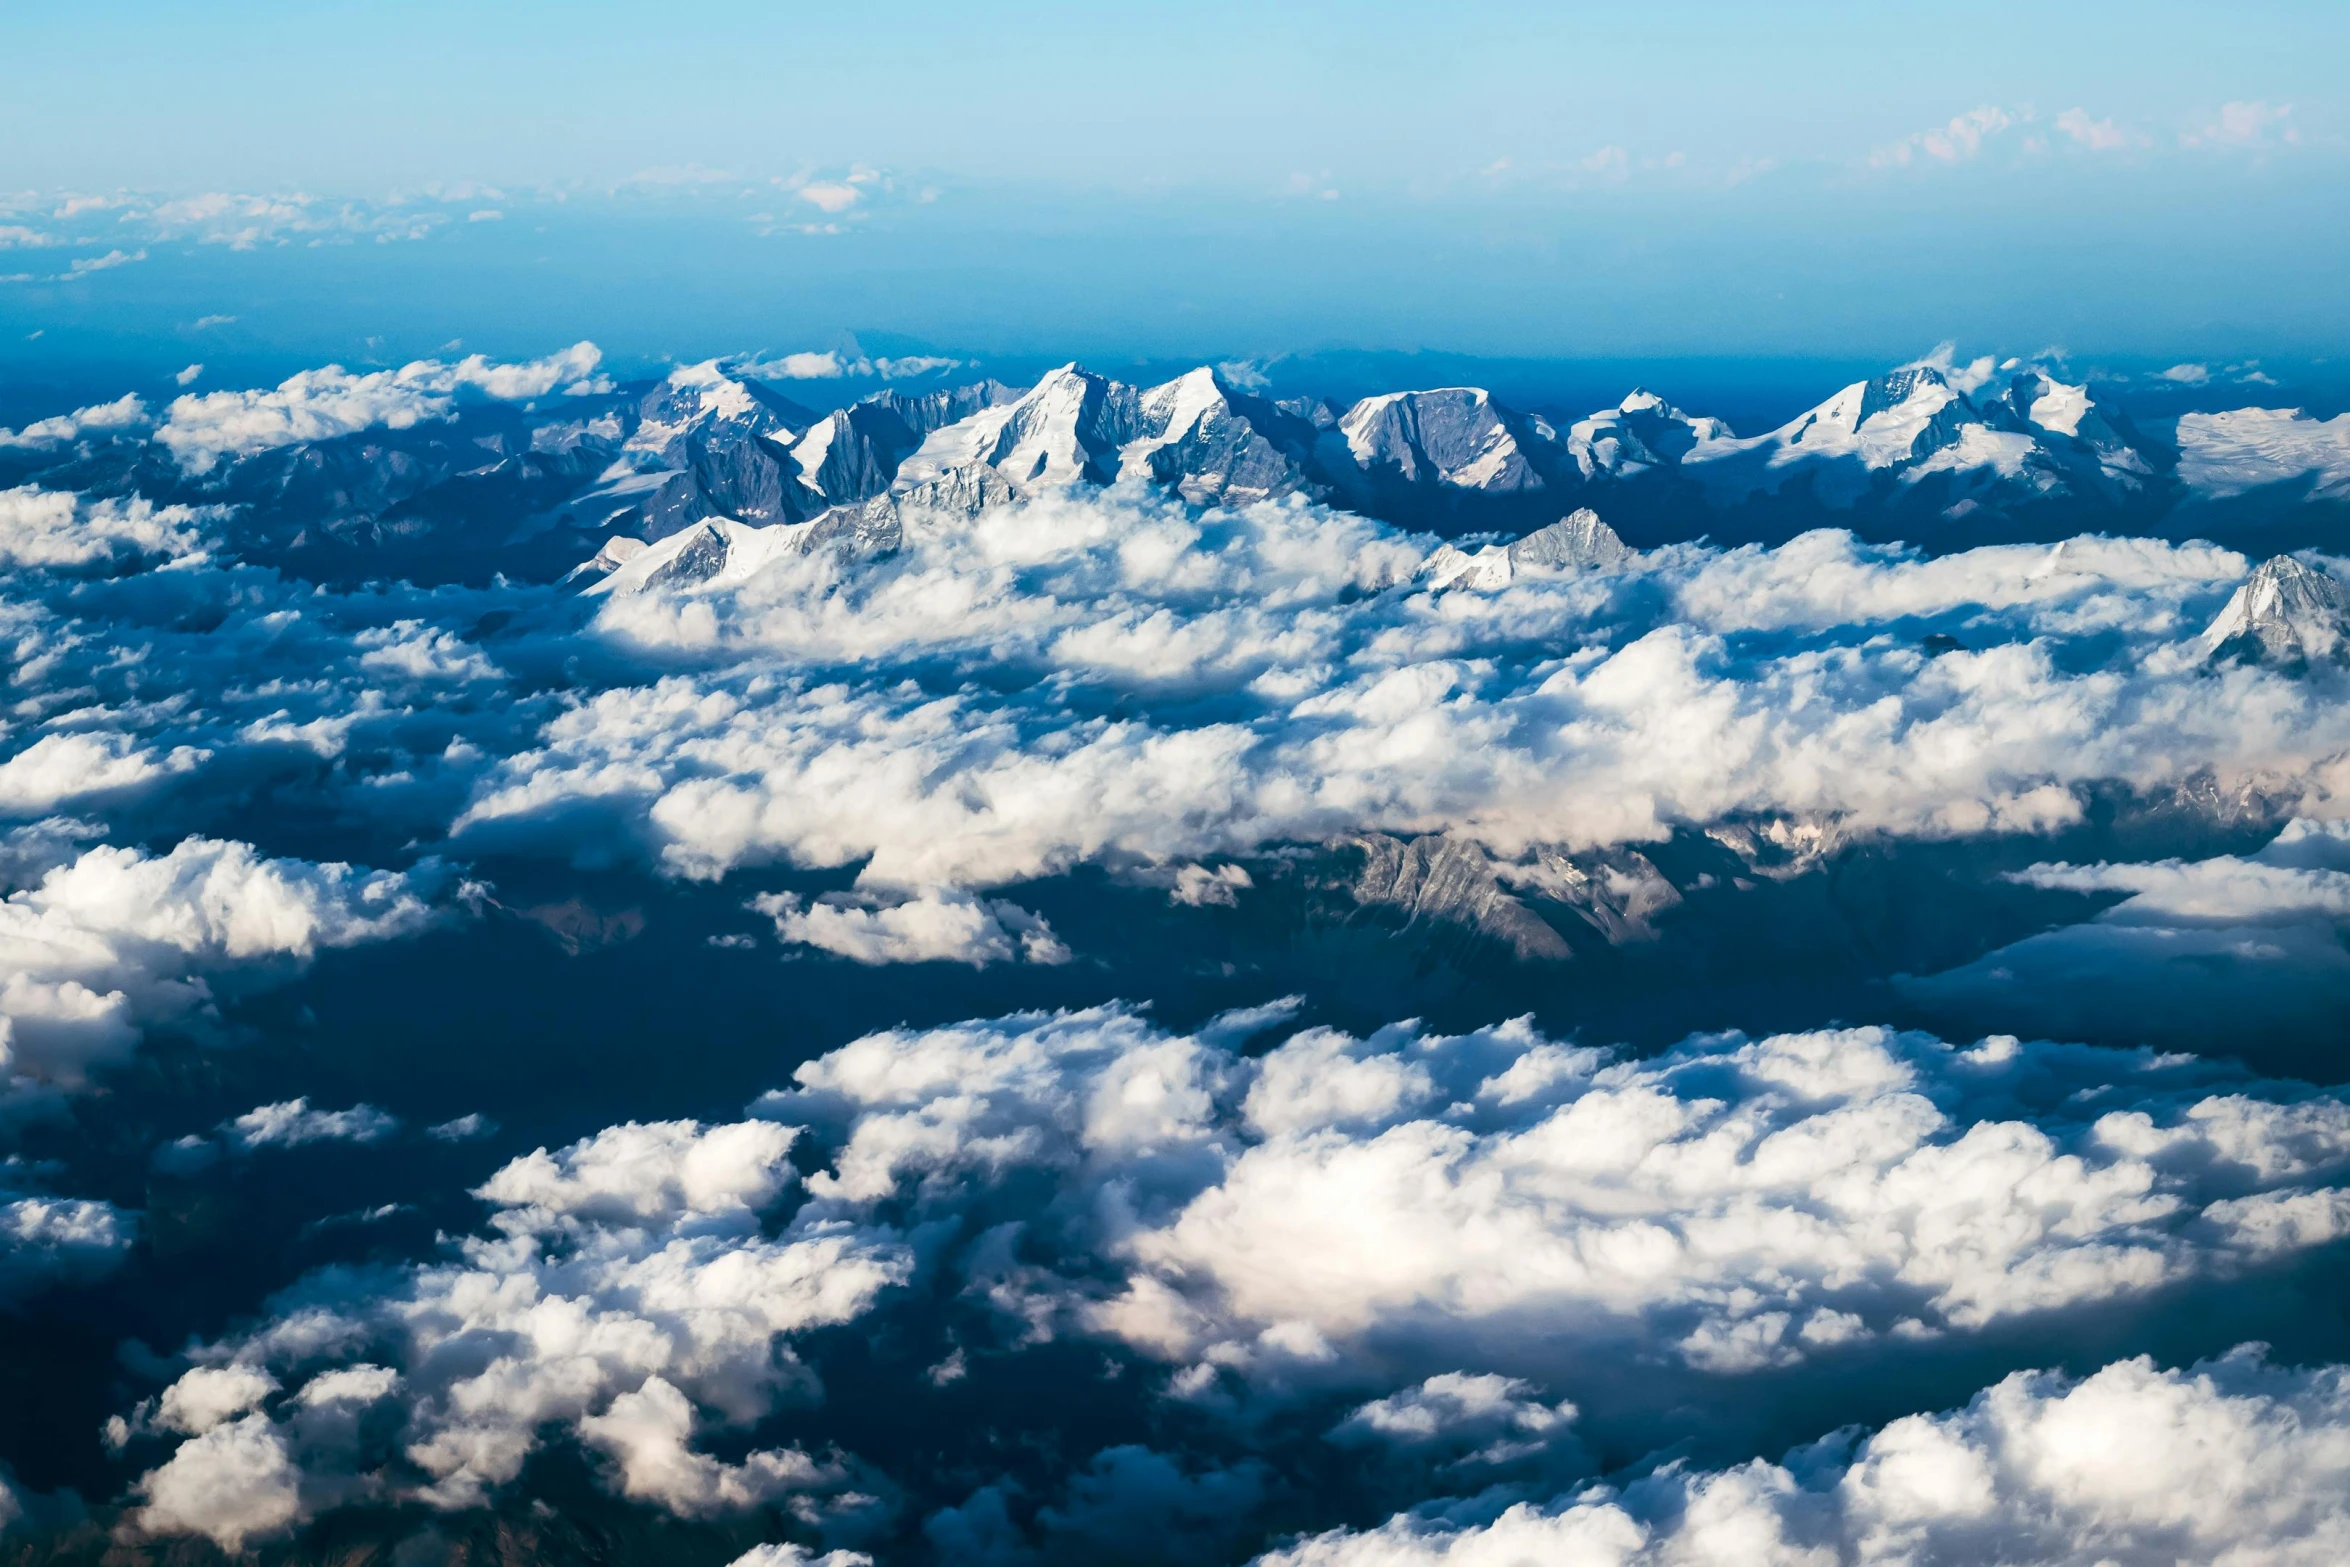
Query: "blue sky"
2 1 2344 378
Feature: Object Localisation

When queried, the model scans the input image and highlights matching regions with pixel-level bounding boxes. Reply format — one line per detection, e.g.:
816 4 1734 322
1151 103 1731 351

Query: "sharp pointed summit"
2201 555 2350 667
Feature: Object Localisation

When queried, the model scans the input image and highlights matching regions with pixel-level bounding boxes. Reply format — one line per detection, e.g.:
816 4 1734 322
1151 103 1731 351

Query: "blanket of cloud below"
103 1000 2350 1557
8 343 2350 1563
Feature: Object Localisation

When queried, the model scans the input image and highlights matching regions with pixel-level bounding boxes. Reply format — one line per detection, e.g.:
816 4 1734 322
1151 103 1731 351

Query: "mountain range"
7 355 2347 586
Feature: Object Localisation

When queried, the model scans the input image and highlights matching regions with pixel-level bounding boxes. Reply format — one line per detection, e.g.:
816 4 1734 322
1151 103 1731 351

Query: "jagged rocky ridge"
8 355 2350 587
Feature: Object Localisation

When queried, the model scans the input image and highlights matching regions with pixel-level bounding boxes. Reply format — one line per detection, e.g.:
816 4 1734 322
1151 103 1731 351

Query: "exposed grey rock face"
799 466 1027 560
626 365 816 465
1422 508 1633 590
1126 368 1323 506
642 521 732 588
1276 395 1343 431
2201 555 2350 666
1326 387 1562 499
895 364 1147 492
788 382 1024 512
595 366 829 542
1501 846 1683 944
1508 508 1633 570
1344 834 1573 962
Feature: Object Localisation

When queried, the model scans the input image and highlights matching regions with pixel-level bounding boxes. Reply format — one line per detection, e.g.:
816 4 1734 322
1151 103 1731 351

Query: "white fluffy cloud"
2055 107 2133 151
755 1003 2350 1384
0 734 207 819
0 393 147 450
0 1183 133 1301
755 889 1071 966
0 485 207 567
97 993 2350 1552
129 1414 304 1553
455 494 2340 897
155 342 607 473
2182 100 2297 150
118 1117 909 1549
1332 1372 1578 1469
0 835 445 1085
1870 106 2018 168
1263 1350 2350 1567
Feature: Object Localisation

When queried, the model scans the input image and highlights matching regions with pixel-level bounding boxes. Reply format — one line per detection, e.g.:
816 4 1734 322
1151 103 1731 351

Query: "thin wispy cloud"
1869 105 2020 168
2055 106 2134 151
2182 99 2298 148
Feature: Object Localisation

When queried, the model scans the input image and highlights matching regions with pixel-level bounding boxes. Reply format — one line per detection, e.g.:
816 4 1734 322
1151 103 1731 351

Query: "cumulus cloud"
453 492 2335 898
728 1546 872 1567
748 1003 2350 1387
2055 107 2133 151
0 734 208 819
117 1116 908 1544
95 990 2350 1552
0 1176 134 1302
1332 1372 1579 1470
128 1414 304 1552
796 183 864 215
154 341 607 472
0 836 446 1085
0 485 208 567
1264 1349 2350 1567
0 394 147 451
754 889 1072 966
1871 106 2018 168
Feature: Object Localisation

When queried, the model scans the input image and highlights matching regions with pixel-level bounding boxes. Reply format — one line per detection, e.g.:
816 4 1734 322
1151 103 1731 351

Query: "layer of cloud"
756 1003 2350 1383
117 1117 908 1551
457 494 2324 896
1265 1348 2350 1567
0 485 208 568
0 394 147 451
114 993 2350 1553
755 889 1071 966
0 835 447 1085
155 342 607 473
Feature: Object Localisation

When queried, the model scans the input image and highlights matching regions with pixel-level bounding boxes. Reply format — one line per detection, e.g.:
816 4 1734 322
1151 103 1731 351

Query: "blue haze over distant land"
3 0 2347 399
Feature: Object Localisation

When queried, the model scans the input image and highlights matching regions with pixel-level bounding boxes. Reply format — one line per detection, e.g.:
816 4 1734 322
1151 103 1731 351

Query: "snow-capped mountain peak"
893 362 1141 494
1422 507 1634 591
2200 554 2350 665
1334 387 1552 494
625 361 815 459
1569 388 1734 480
